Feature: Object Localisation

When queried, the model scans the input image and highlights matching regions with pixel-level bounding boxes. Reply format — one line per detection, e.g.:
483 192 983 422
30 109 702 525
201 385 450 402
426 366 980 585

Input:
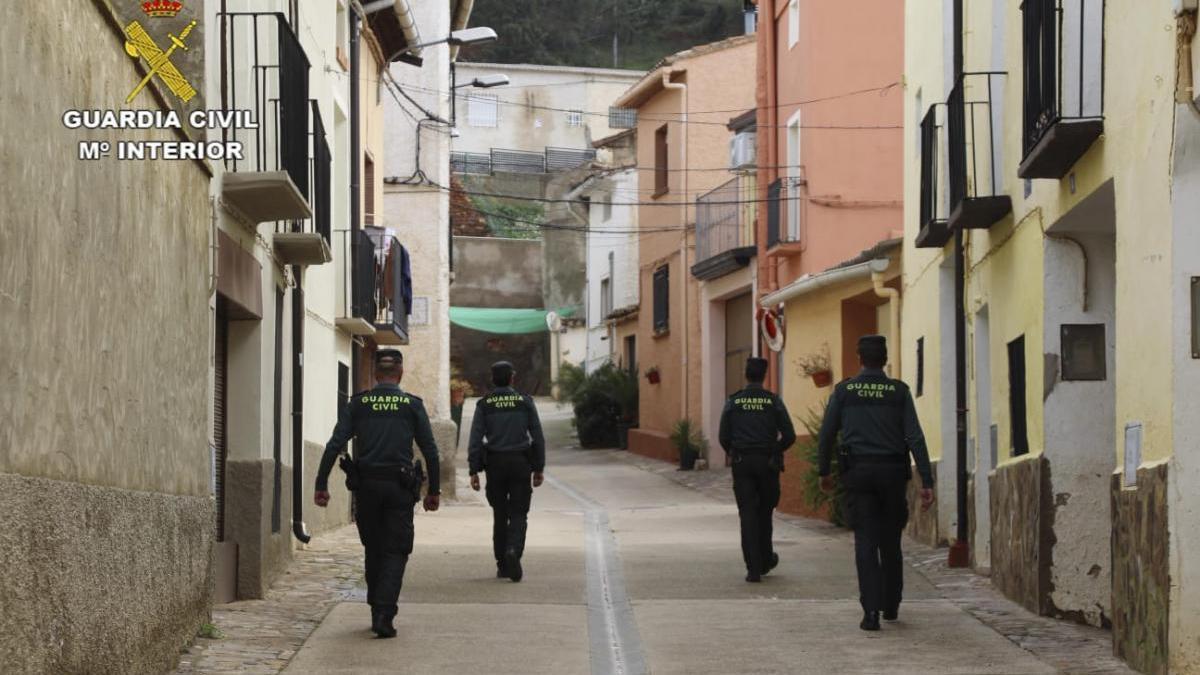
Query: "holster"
338 453 360 492
411 460 426 501
837 447 854 474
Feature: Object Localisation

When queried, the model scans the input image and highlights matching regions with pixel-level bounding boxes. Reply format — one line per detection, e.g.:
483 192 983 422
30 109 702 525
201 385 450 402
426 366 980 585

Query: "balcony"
218 12 313 227
336 229 410 344
273 100 332 266
948 72 1012 231
765 174 805 255
917 104 952 248
1018 0 1105 179
691 175 757 281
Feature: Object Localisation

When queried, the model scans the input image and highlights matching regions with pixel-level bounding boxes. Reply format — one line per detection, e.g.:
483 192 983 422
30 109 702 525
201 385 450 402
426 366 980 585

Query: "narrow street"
178 403 1131 675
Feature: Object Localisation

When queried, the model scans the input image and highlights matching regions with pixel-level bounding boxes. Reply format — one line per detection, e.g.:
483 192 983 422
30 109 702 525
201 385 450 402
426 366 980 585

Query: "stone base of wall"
905 460 940 546
303 441 353 536
1111 464 1169 675
628 428 677 464
226 459 294 600
431 417 459 500
990 455 1051 615
0 473 213 674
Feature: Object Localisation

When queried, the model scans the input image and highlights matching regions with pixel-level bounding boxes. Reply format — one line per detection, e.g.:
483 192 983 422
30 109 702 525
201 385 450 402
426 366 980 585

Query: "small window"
567 109 584 127
609 106 637 129
625 335 637 376
1061 324 1106 381
1008 335 1029 456
788 0 800 49
654 125 669 196
363 154 375 225
600 278 613 318
653 266 670 333
467 93 499 128
602 194 613 221
916 336 925 397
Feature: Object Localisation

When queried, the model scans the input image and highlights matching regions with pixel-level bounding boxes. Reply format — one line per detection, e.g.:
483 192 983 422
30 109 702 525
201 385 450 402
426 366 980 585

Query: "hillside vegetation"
459 0 747 71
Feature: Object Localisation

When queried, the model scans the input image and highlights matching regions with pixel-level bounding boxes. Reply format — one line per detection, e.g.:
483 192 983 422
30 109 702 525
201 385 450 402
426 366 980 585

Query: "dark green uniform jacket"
467 387 546 474
816 368 933 488
718 384 798 455
315 383 441 494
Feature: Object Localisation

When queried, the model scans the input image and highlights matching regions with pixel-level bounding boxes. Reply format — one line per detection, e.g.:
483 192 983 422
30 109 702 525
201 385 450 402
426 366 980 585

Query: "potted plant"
645 366 661 385
796 348 833 388
795 401 849 527
449 364 473 431
670 418 707 471
613 367 639 450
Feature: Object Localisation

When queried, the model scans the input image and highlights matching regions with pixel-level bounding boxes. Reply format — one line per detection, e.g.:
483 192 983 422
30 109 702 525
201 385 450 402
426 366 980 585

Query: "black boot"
375 610 397 639
763 553 779 576
370 606 382 634
860 611 881 631
506 550 523 583
745 571 762 583
883 607 899 621
496 560 508 578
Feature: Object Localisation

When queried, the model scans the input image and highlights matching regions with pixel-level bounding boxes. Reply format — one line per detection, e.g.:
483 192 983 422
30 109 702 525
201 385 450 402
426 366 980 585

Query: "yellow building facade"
903 0 1199 671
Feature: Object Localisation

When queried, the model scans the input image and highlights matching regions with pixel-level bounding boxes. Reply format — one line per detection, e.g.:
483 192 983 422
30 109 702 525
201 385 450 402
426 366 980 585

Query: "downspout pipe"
291 277 311 543
949 0 971 568
348 2 362 449
869 258 900 378
663 69 689 422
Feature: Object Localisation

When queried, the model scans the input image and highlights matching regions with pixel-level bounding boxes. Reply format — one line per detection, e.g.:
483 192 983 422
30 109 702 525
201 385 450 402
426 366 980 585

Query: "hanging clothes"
400 245 413 316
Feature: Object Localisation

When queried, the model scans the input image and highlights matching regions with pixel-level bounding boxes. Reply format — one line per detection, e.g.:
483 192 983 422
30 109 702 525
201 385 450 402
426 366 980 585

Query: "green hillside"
459 0 749 71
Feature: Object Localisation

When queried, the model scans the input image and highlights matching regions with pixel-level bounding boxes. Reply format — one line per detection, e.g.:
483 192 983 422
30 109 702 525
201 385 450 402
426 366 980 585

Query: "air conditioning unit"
730 131 756 169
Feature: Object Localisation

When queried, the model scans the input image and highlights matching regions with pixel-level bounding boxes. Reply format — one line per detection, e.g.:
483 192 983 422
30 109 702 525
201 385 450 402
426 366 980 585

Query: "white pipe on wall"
870 258 901 378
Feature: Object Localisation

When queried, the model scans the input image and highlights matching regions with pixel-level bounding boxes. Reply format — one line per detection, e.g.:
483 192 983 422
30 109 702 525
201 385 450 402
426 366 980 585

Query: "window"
625 335 637 376
601 194 613 221
609 106 637 129
785 113 801 239
916 336 925 397
1008 335 1029 456
788 0 800 49
1061 324 1106 380
467 93 499 128
600 278 613 319
364 154 375 225
654 125 669 196
567 109 584 127
653 266 670 333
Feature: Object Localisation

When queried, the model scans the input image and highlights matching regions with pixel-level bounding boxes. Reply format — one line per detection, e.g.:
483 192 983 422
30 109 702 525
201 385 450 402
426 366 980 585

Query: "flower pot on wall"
646 369 661 385
810 370 833 388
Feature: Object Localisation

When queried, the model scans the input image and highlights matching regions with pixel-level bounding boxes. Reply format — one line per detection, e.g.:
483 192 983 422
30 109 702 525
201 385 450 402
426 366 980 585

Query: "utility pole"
948 0 971 569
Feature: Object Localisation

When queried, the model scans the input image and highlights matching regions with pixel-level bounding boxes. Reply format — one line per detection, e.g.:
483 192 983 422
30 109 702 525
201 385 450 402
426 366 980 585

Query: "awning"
450 306 577 334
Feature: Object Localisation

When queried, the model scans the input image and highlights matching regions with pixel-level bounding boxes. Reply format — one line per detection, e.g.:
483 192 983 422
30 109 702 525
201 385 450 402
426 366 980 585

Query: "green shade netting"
449 306 577 334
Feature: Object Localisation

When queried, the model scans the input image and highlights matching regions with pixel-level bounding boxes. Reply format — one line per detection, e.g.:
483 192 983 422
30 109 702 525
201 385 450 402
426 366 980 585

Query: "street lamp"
386 26 499 63
454 74 510 90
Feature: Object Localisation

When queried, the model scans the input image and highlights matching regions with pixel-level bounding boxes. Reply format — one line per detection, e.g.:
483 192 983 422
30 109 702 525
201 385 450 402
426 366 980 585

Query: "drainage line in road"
545 475 647 675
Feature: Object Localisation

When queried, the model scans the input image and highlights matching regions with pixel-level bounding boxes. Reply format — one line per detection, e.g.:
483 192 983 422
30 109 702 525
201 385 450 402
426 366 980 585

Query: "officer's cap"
745 357 769 381
491 361 515 379
375 349 403 367
857 335 887 360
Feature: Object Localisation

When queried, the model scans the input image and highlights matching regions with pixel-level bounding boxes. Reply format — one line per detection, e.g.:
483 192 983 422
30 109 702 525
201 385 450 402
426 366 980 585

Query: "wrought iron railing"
765 174 805 250
451 146 597 175
1021 0 1105 155
919 104 948 229
336 229 410 342
218 12 310 195
696 175 757 262
948 72 1007 208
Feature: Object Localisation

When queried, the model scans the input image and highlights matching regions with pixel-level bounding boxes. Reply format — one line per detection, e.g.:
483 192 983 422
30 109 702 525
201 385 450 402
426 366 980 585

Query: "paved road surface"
278 403 1099 675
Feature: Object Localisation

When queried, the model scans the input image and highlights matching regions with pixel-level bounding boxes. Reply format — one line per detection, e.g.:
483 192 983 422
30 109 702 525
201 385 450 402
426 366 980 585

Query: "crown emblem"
142 0 183 18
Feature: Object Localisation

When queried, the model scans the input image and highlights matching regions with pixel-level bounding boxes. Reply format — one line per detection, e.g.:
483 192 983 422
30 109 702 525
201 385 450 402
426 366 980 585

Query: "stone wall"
1111 464 1169 675
225 460 294 600
989 455 1052 615
906 460 940 546
0 474 214 674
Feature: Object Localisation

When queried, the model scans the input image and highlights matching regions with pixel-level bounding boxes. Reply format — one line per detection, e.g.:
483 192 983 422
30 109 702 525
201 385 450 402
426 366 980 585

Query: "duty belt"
850 454 908 465
359 464 415 479
733 445 775 454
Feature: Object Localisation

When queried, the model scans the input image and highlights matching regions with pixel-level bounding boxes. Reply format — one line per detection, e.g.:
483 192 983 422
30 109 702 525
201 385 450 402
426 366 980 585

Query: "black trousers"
731 454 781 575
485 452 534 562
843 462 910 614
354 476 416 617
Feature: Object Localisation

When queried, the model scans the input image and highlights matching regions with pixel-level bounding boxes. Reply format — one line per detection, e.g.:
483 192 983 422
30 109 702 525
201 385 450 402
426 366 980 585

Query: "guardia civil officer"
314 349 441 639
718 356 797 583
467 361 546 582
817 335 934 632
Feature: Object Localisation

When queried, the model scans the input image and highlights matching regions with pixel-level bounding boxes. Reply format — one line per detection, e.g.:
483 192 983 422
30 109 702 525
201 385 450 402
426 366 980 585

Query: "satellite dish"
546 311 563 332
759 307 784 353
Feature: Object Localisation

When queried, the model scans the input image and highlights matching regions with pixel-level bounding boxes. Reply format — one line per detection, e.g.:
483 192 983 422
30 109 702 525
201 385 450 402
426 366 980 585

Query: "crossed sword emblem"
124 19 198 104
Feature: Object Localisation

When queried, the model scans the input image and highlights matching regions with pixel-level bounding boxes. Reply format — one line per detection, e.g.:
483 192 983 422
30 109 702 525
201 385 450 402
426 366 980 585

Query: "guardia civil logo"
123 1 198 104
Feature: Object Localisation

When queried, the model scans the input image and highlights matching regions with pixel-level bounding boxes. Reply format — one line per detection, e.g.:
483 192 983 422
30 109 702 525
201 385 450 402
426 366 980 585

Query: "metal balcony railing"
275 100 331 243
1019 0 1105 178
450 146 598 176
765 174 805 250
917 104 952 248
218 12 310 195
948 72 1012 229
337 228 410 344
696 175 757 263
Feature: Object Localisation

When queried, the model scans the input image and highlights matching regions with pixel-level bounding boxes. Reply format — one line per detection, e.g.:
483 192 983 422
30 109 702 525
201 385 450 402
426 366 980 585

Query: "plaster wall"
451 63 643 155
450 236 544 307
584 169 640 372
